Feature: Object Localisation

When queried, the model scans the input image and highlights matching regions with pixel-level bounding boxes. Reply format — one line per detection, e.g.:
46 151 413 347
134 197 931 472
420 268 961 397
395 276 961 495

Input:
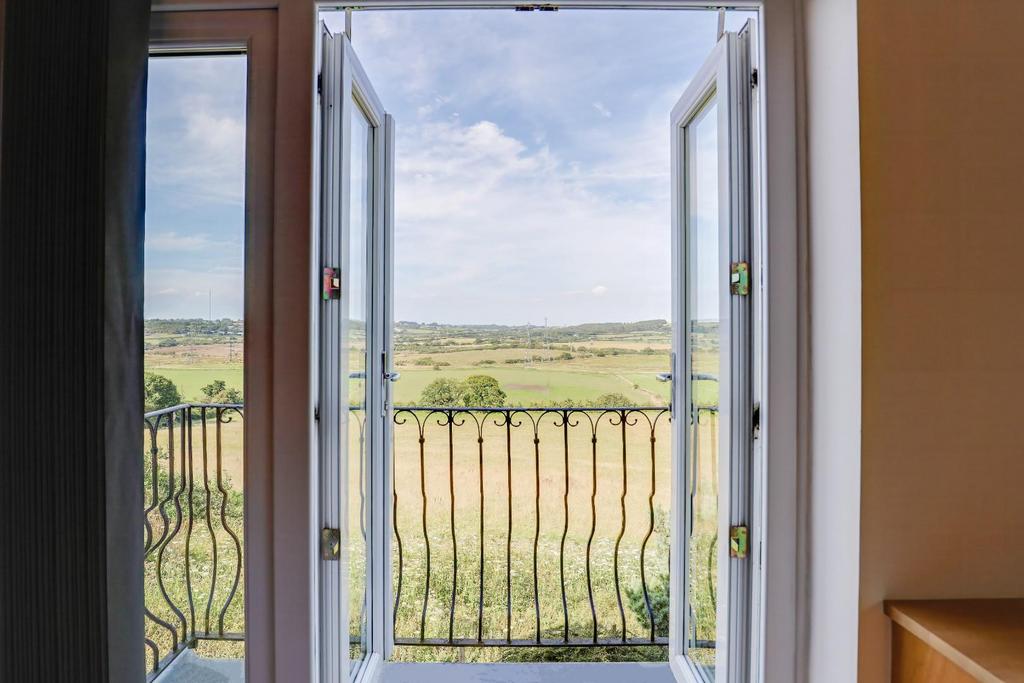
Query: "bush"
592 393 636 407
200 379 242 404
460 375 507 406
625 571 670 638
144 373 182 412
419 378 464 406
417 375 507 407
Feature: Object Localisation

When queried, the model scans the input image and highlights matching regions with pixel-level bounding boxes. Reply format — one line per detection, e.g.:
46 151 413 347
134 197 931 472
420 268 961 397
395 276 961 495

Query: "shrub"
417 375 507 407
418 378 463 406
460 375 507 407
200 379 242 404
144 373 182 412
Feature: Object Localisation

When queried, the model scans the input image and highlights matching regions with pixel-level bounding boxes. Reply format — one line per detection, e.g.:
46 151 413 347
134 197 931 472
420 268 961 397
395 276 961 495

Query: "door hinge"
729 525 749 559
317 72 323 96
321 527 341 561
323 266 341 300
752 402 760 440
751 68 759 89
730 261 750 296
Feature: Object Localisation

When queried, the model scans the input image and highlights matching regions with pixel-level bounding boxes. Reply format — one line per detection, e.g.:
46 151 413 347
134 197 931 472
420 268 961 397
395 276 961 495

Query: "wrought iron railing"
390 405 714 650
142 403 245 680
142 401 717 675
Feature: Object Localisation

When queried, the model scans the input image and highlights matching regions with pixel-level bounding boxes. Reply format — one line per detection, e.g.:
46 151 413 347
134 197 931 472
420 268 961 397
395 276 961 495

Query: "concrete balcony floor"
153 653 674 683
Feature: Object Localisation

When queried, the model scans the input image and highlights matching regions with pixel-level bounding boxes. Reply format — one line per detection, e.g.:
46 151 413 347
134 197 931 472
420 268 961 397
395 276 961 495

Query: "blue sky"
144 9 750 323
145 54 246 320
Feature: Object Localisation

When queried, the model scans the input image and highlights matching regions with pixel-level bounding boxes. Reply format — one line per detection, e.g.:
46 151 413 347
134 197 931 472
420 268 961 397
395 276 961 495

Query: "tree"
418 378 463 406
201 379 243 404
591 392 636 407
144 373 182 413
460 375 507 407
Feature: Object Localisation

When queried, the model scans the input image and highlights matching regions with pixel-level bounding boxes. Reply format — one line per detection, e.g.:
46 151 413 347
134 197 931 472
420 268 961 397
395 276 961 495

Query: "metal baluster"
217 407 244 635
531 412 541 643
202 407 219 634
585 412 599 643
144 417 159 553
446 410 459 643
144 638 159 673
558 410 570 642
412 411 430 641
392 412 403 632
476 414 485 644
708 409 718 612
503 411 515 643
638 410 661 641
185 407 196 636
156 409 187 641
612 409 628 642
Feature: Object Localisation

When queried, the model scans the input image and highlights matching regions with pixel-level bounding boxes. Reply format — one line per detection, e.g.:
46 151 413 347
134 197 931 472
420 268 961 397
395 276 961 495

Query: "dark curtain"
0 1 150 681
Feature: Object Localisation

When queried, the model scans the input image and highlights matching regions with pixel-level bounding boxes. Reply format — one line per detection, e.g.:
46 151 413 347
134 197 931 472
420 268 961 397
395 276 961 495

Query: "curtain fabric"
0 1 150 681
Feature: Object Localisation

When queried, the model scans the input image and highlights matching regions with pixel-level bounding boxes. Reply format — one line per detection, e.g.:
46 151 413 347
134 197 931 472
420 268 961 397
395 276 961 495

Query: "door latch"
730 262 750 296
729 525 749 559
323 267 341 301
321 527 341 561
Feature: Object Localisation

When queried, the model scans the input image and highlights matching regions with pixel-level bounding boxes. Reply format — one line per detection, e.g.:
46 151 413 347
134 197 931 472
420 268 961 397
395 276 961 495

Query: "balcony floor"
380 662 674 683
153 650 244 683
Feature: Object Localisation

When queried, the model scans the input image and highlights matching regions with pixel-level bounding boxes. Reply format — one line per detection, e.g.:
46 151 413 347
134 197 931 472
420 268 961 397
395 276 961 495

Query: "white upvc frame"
318 24 391 683
148 11 280 683
310 4 802 683
669 25 754 683
147 2 803 681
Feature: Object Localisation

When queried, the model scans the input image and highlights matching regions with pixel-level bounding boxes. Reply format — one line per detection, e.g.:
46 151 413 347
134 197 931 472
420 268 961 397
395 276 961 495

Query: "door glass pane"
686 97 720 679
347 98 373 673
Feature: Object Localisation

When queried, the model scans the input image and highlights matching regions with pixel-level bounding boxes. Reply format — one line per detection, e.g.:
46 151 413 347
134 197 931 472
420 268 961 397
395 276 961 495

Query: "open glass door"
668 24 754 683
319 24 393 683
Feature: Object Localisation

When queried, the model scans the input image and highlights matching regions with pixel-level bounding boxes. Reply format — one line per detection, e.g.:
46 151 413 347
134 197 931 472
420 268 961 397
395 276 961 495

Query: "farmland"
143 318 719 665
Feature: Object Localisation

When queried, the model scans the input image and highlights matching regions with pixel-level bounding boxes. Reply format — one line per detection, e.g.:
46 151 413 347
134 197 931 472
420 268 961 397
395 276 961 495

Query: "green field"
142 318 720 665
147 366 244 402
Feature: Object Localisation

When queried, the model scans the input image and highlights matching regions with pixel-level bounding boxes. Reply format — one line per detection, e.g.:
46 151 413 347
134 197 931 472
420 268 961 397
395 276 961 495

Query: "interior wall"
799 0 862 681
858 1 1024 680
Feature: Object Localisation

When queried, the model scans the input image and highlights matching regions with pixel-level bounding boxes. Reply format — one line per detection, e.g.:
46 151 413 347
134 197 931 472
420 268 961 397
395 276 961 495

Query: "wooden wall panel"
858 1 1024 678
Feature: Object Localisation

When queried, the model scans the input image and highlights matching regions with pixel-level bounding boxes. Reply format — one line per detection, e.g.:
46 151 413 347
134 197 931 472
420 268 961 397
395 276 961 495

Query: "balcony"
142 402 719 680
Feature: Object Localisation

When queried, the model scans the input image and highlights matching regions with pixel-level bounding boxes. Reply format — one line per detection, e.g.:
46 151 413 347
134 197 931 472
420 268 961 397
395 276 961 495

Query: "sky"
144 9 751 324
145 54 246 320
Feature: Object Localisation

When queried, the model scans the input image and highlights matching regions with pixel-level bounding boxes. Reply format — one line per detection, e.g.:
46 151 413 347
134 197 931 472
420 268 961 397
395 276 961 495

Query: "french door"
318 25 394 683
669 23 757 683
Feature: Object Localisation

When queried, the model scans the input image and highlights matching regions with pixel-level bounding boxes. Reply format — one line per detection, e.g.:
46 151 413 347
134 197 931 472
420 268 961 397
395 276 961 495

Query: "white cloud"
146 56 246 206
392 116 669 324
313 8 752 324
147 231 236 253
145 267 243 319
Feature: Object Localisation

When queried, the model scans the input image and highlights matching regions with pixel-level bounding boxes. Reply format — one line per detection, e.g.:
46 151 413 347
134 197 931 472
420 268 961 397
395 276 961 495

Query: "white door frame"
317 25 391 683
312 5 801 682
668 25 755 683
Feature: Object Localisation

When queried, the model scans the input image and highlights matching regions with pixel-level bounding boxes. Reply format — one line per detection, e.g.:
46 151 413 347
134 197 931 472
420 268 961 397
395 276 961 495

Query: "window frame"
668 25 755 683
149 2 805 681
148 10 278 682
317 25 391 683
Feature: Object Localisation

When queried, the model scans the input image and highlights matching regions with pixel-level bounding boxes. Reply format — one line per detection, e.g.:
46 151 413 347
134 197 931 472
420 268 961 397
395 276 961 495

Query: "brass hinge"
730 261 750 296
321 527 341 561
729 525 749 559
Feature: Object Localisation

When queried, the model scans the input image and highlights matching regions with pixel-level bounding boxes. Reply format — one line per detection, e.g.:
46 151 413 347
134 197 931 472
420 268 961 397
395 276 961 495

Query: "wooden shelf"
885 599 1024 682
